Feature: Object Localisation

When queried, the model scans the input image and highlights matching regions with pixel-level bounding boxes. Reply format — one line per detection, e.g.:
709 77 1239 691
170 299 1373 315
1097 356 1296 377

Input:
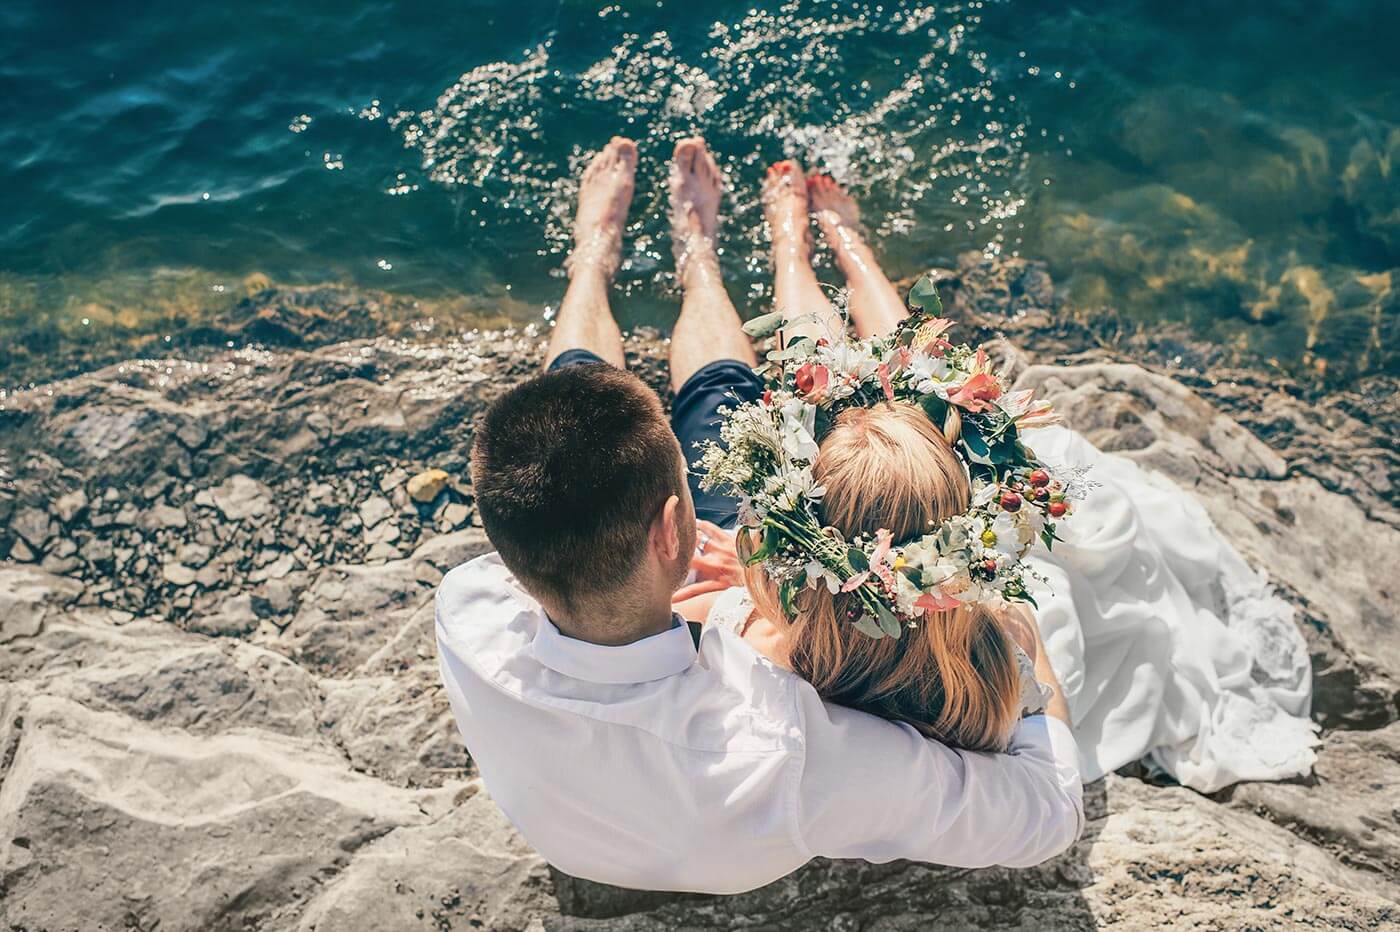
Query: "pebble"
9 537 37 562
143 504 188 530
406 469 450 504
210 475 273 521
379 467 409 493
54 489 89 523
162 562 197 587
358 495 393 529
11 507 55 549
442 503 471 528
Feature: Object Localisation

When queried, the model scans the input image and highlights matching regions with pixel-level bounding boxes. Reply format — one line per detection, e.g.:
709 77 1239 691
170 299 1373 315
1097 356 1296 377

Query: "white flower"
988 513 1025 558
893 572 922 615
778 399 820 462
804 559 840 593
908 352 951 392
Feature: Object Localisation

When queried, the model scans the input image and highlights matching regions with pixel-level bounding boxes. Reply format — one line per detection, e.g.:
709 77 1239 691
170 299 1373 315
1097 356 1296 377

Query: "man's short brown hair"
470 364 685 607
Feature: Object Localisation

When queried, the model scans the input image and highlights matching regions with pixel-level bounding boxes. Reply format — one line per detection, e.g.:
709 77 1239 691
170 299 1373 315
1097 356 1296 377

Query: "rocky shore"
2 256 1398 930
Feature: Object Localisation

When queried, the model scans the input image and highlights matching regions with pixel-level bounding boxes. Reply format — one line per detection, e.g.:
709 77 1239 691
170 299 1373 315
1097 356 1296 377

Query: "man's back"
437 554 1084 894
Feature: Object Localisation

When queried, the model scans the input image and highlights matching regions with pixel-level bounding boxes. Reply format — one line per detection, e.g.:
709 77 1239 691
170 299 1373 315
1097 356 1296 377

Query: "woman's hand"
672 521 745 621
672 520 744 603
995 603 1039 666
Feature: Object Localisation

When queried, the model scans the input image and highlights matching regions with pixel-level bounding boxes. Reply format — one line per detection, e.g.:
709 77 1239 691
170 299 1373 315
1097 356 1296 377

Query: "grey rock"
295 786 550 932
411 528 492 572
442 501 472 529
358 494 393 529
1231 722 1400 883
161 562 197 586
53 488 88 523
211 474 273 521
11 506 55 549
185 592 259 638
143 502 188 529
0 568 83 643
0 696 442 932
8 536 37 562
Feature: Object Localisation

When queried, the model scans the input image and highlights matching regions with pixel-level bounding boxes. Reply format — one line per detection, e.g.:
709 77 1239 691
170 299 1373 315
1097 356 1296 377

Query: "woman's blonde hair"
743 402 1021 751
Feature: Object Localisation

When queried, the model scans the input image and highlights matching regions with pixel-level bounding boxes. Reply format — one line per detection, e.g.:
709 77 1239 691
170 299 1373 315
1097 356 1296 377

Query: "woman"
677 164 1316 793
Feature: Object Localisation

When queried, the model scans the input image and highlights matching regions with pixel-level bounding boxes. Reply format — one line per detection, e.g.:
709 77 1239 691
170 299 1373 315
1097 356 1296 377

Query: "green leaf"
920 394 949 428
960 422 994 466
742 311 785 338
847 546 870 573
747 526 783 564
852 615 886 639
779 580 798 619
876 604 904 639
907 275 943 314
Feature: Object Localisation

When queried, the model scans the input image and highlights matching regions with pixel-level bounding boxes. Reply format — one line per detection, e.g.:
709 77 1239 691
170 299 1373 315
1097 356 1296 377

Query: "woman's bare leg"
668 137 757 393
808 173 908 339
544 137 637 369
762 161 844 344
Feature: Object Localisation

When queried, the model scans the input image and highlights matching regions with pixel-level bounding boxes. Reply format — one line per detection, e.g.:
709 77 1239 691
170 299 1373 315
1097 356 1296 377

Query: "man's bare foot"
568 136 637 280
669 137 723 283
762 160 811 265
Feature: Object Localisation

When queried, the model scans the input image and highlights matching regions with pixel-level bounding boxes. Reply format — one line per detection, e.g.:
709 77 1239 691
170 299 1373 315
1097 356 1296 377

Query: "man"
436 136 1083 894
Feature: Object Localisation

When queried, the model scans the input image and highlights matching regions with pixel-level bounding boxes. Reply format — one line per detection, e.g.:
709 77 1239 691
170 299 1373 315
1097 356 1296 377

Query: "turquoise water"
2 0 1397 384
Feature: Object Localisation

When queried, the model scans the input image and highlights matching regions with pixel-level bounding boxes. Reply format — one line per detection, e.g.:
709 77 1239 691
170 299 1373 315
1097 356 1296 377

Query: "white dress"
708 424 1317 793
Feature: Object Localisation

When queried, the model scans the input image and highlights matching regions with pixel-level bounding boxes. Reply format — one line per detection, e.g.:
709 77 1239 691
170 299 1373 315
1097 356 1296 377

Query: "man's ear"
653 495 683 562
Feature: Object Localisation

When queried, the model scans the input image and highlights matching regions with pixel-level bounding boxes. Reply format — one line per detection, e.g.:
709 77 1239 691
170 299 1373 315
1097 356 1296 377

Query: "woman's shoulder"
706 586 755 633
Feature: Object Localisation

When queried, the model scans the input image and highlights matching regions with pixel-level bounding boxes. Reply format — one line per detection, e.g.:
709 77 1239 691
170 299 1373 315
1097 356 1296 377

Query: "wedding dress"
708 424 1317 793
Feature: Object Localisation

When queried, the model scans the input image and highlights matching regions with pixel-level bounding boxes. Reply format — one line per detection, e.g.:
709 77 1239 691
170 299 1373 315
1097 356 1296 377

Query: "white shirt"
436 553 1084 894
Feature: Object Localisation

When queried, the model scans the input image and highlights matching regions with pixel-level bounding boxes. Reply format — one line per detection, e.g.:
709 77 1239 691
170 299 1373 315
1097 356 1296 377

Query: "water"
2 0 1397 385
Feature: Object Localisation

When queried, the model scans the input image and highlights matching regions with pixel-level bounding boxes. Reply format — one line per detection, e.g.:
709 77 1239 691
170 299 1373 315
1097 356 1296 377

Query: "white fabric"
436 554 1084 894
1021 426 1317 792
708 425 1316 792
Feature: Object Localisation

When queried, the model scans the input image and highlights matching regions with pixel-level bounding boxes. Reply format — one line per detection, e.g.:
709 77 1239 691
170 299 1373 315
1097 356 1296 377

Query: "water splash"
385 0 1028 303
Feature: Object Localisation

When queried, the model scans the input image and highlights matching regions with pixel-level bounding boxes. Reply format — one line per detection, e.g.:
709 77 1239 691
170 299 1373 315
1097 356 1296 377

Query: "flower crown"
697 276 1088 640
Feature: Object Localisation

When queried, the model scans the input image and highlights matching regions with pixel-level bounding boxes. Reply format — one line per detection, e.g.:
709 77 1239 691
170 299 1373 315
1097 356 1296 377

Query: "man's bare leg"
668 137 757 392
544 136 637 370
762 160 844 344
808 173 908 339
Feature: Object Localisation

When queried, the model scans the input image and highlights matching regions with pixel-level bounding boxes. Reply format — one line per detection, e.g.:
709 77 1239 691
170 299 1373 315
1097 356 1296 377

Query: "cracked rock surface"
2 259 1397 930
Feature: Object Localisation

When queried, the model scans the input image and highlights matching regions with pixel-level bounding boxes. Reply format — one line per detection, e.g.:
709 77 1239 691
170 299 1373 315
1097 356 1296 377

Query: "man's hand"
672 520 744 603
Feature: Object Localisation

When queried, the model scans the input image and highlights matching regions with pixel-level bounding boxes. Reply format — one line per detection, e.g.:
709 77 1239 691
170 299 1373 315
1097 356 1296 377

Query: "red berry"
999 491 1022 512
1028 469 1050 487
982 559 998 572
816 337 829 347
1048 501 1068 518
1030 486 1049 501
762 389 772 405
794 365 815 395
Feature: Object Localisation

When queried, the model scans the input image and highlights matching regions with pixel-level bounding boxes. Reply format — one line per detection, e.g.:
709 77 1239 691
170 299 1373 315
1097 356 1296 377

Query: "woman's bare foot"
764 161 842 341
763 160 811 264
568 136 637 280
669 137 723 285
808 173 908 337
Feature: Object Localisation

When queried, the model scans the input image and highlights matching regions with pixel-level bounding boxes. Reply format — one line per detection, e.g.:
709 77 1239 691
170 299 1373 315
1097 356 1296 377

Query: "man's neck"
545 598 676 647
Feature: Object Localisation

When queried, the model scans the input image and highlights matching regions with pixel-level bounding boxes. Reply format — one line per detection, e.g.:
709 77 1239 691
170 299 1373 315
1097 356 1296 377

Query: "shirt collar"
531 613 698 685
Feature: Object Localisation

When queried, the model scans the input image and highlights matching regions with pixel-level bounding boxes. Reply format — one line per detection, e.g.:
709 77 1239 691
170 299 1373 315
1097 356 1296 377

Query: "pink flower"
920 318 956 357
841 571 870 593
946 372 1002 412
915 590 962 615
794 363 830 401
877 363 895 401
1016 399 1062 429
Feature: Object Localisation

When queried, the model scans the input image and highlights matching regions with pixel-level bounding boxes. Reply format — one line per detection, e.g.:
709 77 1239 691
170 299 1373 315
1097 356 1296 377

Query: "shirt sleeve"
794 691 1085 868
